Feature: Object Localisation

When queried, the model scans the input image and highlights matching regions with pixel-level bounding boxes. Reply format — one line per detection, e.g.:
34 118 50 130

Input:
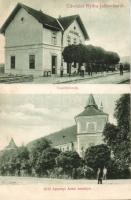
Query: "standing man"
97 168 103 184
81 64 85 77
103 166 107 180
120 63 124 75
90 63 93 76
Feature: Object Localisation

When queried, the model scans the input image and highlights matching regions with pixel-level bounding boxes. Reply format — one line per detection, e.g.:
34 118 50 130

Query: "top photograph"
0 0 130 84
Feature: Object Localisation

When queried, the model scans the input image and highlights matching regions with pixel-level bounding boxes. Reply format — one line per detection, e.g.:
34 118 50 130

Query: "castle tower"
75 94 108 157
5 138 17 150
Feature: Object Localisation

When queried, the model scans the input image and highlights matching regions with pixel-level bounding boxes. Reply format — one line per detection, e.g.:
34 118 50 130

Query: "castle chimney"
100 101 103 111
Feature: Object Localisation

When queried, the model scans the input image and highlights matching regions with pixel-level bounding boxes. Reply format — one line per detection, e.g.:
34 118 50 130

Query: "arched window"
87 122 96 133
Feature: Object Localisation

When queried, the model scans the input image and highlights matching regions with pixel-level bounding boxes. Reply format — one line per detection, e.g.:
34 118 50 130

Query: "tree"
114 94 130 131
84 144 111 172
103 94 130 172
0 149 20 176
104 51 120 71
17 146 31 176
56 151 82 177
29 138 51 175
35 147 60 176
62 44 120 74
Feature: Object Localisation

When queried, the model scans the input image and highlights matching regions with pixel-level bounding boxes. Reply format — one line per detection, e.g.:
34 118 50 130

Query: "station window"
29 55 35 69
10 56 15 69
67 35 71 45
52 31 57 45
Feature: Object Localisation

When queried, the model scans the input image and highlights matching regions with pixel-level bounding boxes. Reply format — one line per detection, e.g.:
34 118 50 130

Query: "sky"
0 93 121 150
0 0 130 62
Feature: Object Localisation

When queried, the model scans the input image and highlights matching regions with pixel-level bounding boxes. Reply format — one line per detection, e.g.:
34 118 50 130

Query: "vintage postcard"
0 0 130 199
0 0 130 84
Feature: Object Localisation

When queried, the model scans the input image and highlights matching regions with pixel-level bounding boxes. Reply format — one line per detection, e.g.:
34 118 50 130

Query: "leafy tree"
104 51 120 66
17 146 31 176
114 94 130 131
62 44 120 74
0 149 20 175
103 94 130 172
56 151 82 177
34 147 60 176
29 138 51 165
84 144 111 172
123 62 130 71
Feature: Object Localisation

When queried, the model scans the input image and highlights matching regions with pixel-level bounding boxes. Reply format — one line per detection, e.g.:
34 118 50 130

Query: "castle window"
52 31 57 45
10 56 15 69
29 55 35 69
87 122 96 133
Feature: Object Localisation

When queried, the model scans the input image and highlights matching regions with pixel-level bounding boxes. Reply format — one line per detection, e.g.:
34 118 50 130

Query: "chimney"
100 101 103 111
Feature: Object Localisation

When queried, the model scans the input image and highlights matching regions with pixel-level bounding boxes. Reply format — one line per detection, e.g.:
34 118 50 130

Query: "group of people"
97 166 107 184
60 62 124 77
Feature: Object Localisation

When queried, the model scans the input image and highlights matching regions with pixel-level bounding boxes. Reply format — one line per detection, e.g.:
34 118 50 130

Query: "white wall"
76 115 108 134
4 8 87 76
63 19 85 47
5 8 43 47
5 8 44 76
76 115 108 156
5 45 43 76
62 19 86 74
43 28 61 46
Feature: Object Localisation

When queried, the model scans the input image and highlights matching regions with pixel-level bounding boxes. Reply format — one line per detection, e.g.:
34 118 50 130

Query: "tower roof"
76 94 108 118
85 94 98 109
5 138 17 150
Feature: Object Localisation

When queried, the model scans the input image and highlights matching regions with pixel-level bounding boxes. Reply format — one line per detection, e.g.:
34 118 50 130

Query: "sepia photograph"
0 0 130 84
0 93 130 186
0 0 130 199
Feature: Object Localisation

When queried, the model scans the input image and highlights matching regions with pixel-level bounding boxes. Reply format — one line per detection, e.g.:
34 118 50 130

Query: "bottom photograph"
0 93 130 185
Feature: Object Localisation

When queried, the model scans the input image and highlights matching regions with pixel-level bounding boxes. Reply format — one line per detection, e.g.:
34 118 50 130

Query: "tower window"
87 122 96 133
10 56 15 69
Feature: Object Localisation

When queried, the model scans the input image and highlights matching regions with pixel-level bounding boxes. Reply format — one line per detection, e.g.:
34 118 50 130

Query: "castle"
44 94 108 157
5 94 108 157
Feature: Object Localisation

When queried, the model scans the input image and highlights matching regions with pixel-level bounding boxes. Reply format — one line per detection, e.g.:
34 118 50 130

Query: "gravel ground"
0 176 131 200
31 71 130 84
0 176 131 185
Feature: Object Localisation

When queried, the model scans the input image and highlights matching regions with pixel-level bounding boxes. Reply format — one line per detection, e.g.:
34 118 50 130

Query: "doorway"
51 55 57 74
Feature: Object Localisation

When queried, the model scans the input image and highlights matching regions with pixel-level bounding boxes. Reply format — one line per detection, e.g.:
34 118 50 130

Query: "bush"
76 166 95 179
107 159 130 179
